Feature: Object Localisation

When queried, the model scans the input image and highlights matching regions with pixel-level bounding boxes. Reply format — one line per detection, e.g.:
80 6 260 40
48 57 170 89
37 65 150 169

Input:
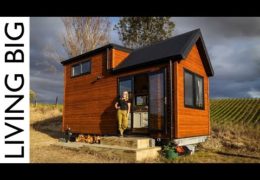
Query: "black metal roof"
113 29 214 76
61 29 214 76
60 43 132 65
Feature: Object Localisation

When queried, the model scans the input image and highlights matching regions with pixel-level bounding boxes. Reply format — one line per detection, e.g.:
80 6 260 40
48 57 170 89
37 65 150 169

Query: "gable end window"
71 60 91 77
184 69 204 109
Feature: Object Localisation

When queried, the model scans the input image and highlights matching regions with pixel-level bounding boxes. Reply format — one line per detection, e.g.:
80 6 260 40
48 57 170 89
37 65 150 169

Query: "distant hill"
210 98 260 126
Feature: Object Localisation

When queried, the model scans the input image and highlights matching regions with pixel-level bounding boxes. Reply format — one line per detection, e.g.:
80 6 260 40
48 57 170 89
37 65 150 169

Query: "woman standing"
115 91 131 137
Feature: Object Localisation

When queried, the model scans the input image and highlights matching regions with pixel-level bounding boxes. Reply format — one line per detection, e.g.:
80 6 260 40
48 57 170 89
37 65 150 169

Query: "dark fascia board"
179 29 214 77
180 29 201 59
196 36 214 77
110 43 133 53
60 43 132 65
111 55 181 74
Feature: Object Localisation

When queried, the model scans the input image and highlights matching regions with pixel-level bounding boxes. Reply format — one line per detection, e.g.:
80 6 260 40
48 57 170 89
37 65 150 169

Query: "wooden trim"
169 60 173 140
163 67 168 135
208 78 211 135
111 49 115 69
148 68 167 132
173 61 178 138
106 48 110 70
62 66 67 132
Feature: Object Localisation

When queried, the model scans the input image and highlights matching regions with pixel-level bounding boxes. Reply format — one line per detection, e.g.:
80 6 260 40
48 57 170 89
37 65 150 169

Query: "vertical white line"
0 17 29 163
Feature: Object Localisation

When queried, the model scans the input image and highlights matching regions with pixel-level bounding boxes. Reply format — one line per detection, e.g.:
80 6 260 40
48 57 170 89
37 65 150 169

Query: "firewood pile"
76 134 101 144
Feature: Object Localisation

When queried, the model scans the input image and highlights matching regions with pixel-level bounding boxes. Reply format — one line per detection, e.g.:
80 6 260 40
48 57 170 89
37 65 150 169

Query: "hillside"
210 98 260 126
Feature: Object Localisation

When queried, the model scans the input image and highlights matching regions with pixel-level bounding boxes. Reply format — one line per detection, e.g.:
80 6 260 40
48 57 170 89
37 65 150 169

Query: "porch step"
52 137 161 162
80 143 161 162
100 136 155 149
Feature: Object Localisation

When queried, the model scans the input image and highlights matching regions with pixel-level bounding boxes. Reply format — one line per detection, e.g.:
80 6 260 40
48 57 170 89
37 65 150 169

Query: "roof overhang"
60 43 132 65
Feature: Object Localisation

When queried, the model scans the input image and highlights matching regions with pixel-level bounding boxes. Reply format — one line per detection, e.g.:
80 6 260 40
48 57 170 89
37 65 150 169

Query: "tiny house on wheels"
61 29 214 145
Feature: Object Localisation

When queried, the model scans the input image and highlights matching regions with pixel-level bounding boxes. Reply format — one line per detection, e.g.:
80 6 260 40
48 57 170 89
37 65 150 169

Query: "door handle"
164 97 167 104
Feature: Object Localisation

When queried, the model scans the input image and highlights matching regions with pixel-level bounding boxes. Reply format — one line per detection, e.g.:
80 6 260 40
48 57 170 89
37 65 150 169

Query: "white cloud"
248 89 260 98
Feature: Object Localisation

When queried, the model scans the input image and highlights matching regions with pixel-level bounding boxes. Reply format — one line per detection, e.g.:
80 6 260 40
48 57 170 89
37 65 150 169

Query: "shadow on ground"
32 116 63 139
216 151 260 160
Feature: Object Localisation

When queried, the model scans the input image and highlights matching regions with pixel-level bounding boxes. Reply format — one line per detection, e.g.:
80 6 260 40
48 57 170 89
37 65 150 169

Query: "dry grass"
30 104 125 163
204 122 260 153
30 104 260 163
164 121 260 163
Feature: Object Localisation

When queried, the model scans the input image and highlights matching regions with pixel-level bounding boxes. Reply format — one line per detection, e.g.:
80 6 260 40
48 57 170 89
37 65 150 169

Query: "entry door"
148 69 166 131
118 77 133 129
132 74 149 132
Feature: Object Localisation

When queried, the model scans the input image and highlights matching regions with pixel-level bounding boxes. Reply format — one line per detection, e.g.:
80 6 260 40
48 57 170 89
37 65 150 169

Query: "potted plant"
163 142 178 160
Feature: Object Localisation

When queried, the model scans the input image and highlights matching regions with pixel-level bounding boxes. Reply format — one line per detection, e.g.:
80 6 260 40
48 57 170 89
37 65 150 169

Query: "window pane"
149 72 164 130
119 79 132 129
184 71 194 106
136 96 148 106
82 61 90 73
119 79 132 99
195 76 203 108
72 64 81 76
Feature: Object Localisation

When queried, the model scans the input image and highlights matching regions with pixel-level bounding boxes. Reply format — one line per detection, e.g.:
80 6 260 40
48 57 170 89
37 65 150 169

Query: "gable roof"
61 29 214 77
113 29 214 76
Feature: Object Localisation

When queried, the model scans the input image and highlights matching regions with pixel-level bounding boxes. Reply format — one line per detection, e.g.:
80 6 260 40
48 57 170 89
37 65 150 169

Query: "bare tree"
46 17 111 62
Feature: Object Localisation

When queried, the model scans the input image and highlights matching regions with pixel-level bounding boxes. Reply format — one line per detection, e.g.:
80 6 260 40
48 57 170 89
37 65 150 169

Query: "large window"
184 69 204 109
71 60 91 77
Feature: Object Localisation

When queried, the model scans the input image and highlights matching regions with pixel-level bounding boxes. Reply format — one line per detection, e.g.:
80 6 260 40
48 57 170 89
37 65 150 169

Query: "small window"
71 60 91 77
82 61 91 74
72 64 81 77
184 69 204 109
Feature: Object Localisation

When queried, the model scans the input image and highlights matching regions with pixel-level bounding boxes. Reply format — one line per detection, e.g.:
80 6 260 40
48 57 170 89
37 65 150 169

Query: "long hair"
122 91 129 101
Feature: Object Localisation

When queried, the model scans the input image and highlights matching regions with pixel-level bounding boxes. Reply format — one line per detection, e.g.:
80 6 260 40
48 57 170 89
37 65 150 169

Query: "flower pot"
165 149 178 159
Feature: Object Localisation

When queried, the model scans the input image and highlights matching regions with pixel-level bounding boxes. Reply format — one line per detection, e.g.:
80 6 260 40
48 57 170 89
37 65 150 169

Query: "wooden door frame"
117 67 168 135
148 68 167 133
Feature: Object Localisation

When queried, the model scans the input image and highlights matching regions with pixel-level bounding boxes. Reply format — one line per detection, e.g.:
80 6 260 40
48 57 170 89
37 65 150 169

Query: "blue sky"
30 17 260 103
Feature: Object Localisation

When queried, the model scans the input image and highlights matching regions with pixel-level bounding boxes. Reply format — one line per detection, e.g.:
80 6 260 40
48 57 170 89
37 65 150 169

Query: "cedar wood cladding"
175 45 210 138
63 50 168 135
62 45 210 138
61 29 213 139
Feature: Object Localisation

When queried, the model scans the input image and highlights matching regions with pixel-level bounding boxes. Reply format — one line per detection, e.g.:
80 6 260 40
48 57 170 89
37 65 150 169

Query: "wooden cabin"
61 29 214 143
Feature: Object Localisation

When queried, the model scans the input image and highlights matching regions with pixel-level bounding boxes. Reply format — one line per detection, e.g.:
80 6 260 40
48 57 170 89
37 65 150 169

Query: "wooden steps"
100 136 154 149
53 136 161 162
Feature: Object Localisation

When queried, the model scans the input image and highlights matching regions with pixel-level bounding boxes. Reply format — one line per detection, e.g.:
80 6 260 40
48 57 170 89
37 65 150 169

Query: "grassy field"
210 98 260 126
30 99 260 163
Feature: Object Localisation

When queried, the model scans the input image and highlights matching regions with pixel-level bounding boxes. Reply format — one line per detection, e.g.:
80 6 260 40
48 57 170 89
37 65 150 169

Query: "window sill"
71 72 91 78
184 105 205 110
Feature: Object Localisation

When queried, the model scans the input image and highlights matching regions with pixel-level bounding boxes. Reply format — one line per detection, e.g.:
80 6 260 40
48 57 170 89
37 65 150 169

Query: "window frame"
71 59 91 78
184 68 205 110
118 76 134 130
